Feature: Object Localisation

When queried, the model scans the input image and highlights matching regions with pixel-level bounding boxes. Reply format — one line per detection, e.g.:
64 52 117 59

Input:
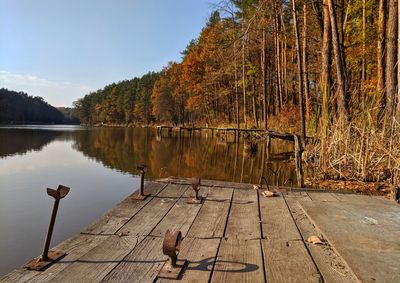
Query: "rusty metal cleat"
23 185 70 271
187 177 204 204
157 230 187 279
132 164 150 200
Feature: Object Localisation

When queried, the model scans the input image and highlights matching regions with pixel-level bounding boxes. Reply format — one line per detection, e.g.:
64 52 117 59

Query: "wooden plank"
210 238 265 283
117 197 178 236
157 184 188 198
202 179 253 189
285 197 358 283
308 192 340 202
83 182 167 235
157 238 220 283
182 186 209 199
259 193 300 241
0 234 108 283
51 235 143 283
298 196 400 283
102 236 165 283
261 239 321 283
150 198 202 237
187 189 233 238
225 189 260 240
206 187 233 201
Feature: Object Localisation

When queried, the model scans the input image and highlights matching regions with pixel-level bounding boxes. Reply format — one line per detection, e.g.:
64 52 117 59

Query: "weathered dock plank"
225 189 260 240
157 238 220 283
0 234 107 283
50 235 142 283
259 193 320 282
83 182 167 235
298 195 400 283
285 196 358 283
117 197 177 236
261 239 321 283
187 189 233 238
150 198 202 237
259 194 300 241
157 184 188 198
308 192 340 202
211 238 265 283
102 236 165 283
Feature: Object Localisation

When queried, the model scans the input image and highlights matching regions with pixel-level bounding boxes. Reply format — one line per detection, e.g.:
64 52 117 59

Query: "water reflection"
0 126 296 185
0 129 62 158
71 127 297 185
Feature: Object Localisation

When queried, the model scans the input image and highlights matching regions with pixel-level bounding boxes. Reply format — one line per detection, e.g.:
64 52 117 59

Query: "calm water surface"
0 125 296 276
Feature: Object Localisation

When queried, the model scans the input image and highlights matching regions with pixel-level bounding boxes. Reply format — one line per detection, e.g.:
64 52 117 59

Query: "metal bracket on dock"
187 177 204 204
23 185 70 271
158 230 186 279
132 164 150 200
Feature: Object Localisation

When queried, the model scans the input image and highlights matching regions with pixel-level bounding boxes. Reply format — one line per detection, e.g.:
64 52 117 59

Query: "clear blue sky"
0 0 217 106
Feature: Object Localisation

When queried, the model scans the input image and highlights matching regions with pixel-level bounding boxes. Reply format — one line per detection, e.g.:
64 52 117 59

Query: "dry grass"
304 108 400 194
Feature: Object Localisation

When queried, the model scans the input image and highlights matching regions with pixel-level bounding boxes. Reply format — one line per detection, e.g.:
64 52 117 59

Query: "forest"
73 0 400 188
0 88 78 124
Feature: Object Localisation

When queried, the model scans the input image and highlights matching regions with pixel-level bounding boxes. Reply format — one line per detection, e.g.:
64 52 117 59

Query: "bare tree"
386 0 398 127
293 0 306 140
327 0 350 121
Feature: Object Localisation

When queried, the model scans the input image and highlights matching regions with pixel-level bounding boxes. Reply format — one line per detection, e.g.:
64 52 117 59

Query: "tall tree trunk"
327 0 350 121
234 39 240 129
386 0 398 128
273 0 282 111
262 29 268 129
361 0 366 83
398 0 400 118
321 0 332 173
242 21 247 128
303 3 310 121
293 0 306 140
377 0 387 124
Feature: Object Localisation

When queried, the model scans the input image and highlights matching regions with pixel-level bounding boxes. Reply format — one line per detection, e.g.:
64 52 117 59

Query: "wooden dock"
1 178 399 282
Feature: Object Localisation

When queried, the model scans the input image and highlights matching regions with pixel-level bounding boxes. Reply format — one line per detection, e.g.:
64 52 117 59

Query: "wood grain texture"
117 197 177 236
298 194 400 283
157 184 188 198
211 238 265 283
285 197 358 283
102 236 166 283
187 200 231 239
3 235 108 283
262 239 321 283
83 182 167 235
259 193 300 241
225 189 261 240
307 192 340 202
150 198 202 237
51 235 142 283
157 238 220 283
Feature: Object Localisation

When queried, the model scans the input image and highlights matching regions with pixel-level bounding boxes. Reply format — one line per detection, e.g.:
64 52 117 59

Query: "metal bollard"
187 177 203 204
132 164 150 200
157 229 186 279
23 185 70 271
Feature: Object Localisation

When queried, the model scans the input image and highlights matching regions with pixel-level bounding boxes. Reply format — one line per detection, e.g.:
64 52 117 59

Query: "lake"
0 125 296 276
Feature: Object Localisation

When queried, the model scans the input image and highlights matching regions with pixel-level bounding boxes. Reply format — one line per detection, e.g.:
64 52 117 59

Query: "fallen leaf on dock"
261 190 279 197
307 235 323 245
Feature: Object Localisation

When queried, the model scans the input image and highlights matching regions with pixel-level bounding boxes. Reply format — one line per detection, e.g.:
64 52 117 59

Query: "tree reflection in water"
72 127 296 185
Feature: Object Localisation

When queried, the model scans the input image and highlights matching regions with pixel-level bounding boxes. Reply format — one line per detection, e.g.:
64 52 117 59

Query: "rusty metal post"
188 177 203 204
23 185 70 271
132 164 150 200
157 230 187 279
